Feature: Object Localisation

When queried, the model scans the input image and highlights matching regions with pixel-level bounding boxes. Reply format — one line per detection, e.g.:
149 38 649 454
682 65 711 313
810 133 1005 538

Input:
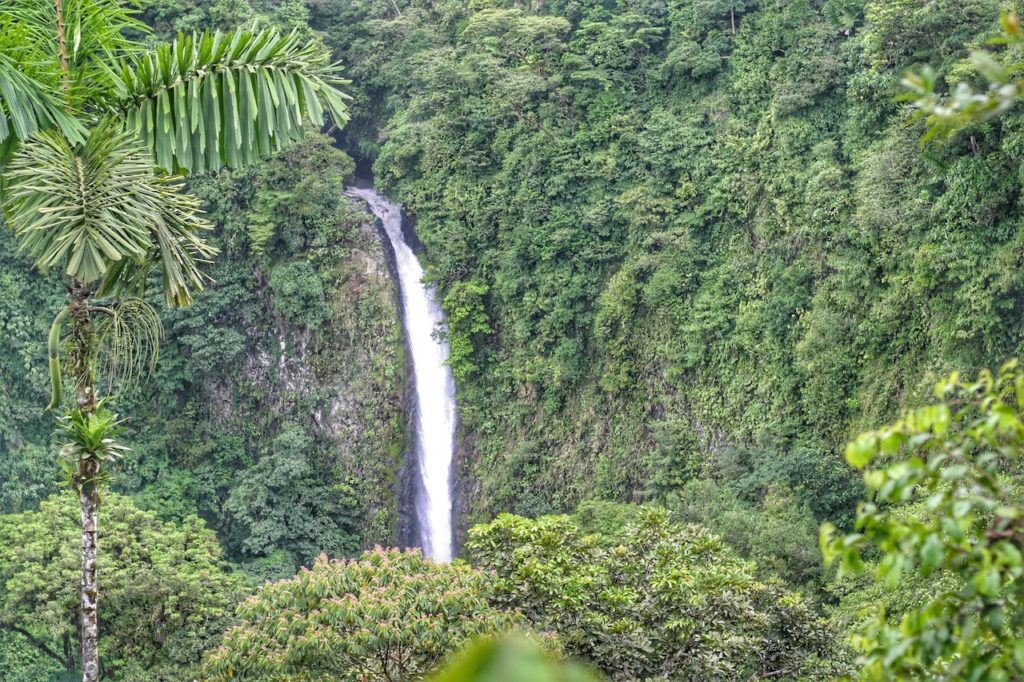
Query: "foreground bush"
203 548 528 680
467 509 834 680
824 361 1024 679
432 637 598 682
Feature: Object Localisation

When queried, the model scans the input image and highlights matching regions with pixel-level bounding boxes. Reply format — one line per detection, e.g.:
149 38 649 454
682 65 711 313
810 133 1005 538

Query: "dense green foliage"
824 362 1024 680
657 442 863 593
315 0 1024 536
670 478 825 590
467 510 834 679
6 0 1024 679
204 548 527 680
0 246 66 509
0 493 248 679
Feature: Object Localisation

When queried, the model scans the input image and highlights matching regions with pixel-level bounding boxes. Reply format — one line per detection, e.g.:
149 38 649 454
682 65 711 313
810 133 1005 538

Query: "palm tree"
0 1 349 679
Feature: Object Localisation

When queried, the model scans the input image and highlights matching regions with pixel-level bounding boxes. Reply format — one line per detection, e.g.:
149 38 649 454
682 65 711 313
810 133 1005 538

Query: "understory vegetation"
4 0 1024 679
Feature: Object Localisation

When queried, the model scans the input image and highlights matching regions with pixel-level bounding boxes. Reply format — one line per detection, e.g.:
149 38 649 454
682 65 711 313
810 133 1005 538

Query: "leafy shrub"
269 260 328 329
824 361 1024 679
669 479 825 591
709 444 864 529
221 426 362 575
0 494 248 680
204 548 530 680
432 637 598 682
467 509 835 680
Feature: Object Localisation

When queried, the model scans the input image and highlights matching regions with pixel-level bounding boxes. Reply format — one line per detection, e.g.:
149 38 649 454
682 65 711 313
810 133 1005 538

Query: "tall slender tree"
0 1 349 679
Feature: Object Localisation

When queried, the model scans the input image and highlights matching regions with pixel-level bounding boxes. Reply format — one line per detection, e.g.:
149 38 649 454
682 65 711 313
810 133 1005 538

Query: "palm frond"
0 10 64 89
93 297 162 396
2 122 156 282
111 28 351 173
2 120 216 306
94 170 218 307
1 0 146 110
0 51 86 151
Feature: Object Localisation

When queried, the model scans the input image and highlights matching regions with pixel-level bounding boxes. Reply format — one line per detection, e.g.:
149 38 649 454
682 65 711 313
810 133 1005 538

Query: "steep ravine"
114 138 411 576
346 185 457 562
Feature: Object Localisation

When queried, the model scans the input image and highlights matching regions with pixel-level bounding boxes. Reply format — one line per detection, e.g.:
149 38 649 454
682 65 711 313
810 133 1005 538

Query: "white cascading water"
346 186 456 562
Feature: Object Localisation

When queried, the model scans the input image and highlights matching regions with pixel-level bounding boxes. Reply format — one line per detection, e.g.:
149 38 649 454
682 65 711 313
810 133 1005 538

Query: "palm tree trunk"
69 278 99 682
53 0 72 99
51 1 99 676
79 479 99 682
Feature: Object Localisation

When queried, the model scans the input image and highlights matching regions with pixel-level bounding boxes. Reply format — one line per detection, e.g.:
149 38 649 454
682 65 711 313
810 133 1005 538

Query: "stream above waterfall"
345 186 456 562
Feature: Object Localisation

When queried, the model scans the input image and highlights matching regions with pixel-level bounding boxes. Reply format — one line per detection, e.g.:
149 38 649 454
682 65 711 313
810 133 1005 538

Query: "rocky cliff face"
111 137 410 575
208 207 407 546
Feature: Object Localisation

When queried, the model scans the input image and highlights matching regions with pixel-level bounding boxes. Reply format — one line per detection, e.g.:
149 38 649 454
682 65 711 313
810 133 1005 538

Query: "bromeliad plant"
0 1 349 679
57 401 129 488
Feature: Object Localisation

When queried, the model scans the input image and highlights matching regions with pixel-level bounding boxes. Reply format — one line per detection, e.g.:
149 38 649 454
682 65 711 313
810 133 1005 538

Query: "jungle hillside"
4 0 1024 679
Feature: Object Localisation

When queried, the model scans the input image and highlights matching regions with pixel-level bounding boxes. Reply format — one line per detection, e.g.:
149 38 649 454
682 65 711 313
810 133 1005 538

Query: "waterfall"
345 186 456 562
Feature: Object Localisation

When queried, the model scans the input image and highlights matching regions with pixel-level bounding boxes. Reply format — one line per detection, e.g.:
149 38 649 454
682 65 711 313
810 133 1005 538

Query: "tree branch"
1 623 73 669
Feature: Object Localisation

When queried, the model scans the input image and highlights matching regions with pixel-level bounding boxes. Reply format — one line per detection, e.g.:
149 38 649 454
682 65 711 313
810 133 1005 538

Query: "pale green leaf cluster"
431 637 599 682
904 12 1024 140
203 548 528 681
